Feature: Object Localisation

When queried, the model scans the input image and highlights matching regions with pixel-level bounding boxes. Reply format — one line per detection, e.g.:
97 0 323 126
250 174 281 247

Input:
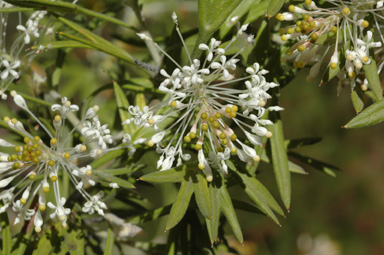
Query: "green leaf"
193 173 212 220
288 151 339 177
5 0 136 30
206 184 220 245
351 90 365 114
244 0 269 24
0 7 32 12
218 183 243 243
235 171 282 223
288 161 307 175
1 212 12 255
165 180 194 231
285 137 322 150
113 81 134 134
267 0 284 18
103 229 114 255
192 0 243 59
90 149 125 169
93 171 135 189
363 59 383 101
129 205 172 224
30 41 94 50
268 113 291 210
232 199 263 215
139 163 193 183
343 99 384 128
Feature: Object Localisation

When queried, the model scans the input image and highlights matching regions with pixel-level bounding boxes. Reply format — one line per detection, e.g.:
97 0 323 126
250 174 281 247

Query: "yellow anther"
198 163 205 170
266 131 273 138
259 100 266 107
11 118 18 124
34 136 40 143
17 154 23 161
32 157 40 163
14 146 21 152
306 76 313 82
330 62 337 69
50 138 57 146
36 150 42 156
215 112 221 119
288 5 295 12
342 7 350 15
63 153 70 159
50 175 58 182
230 134 237 141
12 162 20 169
33 143 39 150
29 173 36 180
213 121 220 129
303 14 310 20
201 123 209 131
222 139 228 145
170 101 177 108
305 0 312 5
298 61 306 68
232 105 238 112
39 204 46 211
11 154 17 161
147 118 154 125
217 147 223 152
296 20 302 26
54 115 61 122
281 35 288 41
195 143 202 150
80 145 87 152
219 132 226 139
294 27 302 33
3 116 10 122
189 132 196 139
48 160 55 166
276 13 284 21
43 187 50 193
348 72 356 78
231 147 237 154
86 169 92 176
230 112 237 118
287 28 294 34
20 198 27 204
253 155 261 161
362 56 369 63
286 50 293 56
361 84 368 91
206 176 213 182
147 140 154 147
64 101 71 108
311 33 318 40
225 107 232 113
279 28 285 35
309 21 316 28
201 113 208 120
362 20 369 28
35 227 42 233
184 136 191 143
331 26 337 33
346 54 354 61
27 145 33 152
208 116 215 123
298 45 306 52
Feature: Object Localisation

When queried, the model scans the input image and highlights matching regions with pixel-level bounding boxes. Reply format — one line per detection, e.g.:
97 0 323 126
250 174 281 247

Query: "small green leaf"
363 59 383 101
192 0 242 59
218 183 243 243
288 161 307 175
193 173 212 220
268 113 291 210
90 149 125 169
351 90 365 114
113 81 134 134
344 99 384 128
93 171 135 189
30 41 94 50
285 137 322 150
206 184 220 245
139 163 193 183
103 229 114 255
288 152 339 177
1 212 12 255
267 0 284 18
244 0 269 24
129 205 172 224
232 199 264 214
165 180 194 231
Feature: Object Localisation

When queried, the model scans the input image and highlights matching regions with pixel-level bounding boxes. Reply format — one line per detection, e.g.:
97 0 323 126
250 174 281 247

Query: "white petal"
0 176 16 188
14 95 28 110
0 139 15 147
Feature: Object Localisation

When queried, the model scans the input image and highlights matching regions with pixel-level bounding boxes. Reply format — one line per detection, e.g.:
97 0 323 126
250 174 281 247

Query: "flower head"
124 13 282 181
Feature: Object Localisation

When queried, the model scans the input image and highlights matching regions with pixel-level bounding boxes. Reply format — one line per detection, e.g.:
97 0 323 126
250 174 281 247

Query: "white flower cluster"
0 93 126 232
123 13 282 181
277 0 384 90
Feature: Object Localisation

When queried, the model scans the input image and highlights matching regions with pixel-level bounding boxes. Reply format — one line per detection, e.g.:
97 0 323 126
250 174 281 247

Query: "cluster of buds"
0 92 123 232
276 0 384 90
123 13 282 181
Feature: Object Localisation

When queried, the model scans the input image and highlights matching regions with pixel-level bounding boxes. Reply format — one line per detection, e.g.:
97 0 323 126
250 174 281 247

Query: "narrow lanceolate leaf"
0 7 32 12
344 99 384 128
351 90 365 114
363 59 383 101
113 82 134 134
103 229 114 255
165 180 194 231
129 205 172 224
267 0 284 18
192 0 242 59
235 171 282 223
139 164 193 183
218 184 243 243
288 152 339 177
30 41 94 50
206 184 220 245
193 173 212 220
4 0 136 30
268 116 291 210
1 212 12 255
93 171 135 189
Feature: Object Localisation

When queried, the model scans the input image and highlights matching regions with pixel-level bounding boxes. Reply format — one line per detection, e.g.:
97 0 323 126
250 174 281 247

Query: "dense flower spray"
123 13 283 181
277 0 384 90
0 92 123 232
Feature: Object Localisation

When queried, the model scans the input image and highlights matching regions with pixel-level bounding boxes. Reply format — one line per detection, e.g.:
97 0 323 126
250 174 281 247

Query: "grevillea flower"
277 0 384 90
123 13 282 181
0 92 124 232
